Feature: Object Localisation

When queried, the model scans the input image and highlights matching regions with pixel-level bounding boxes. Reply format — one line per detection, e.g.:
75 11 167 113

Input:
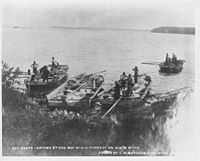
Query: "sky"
2 0 196 29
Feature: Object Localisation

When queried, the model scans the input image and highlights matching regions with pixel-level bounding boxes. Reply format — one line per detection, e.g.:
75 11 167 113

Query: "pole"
101 97 122 118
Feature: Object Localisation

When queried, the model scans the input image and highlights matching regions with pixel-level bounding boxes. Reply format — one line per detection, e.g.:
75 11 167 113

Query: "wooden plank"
101 97 122 118
47 74 69 100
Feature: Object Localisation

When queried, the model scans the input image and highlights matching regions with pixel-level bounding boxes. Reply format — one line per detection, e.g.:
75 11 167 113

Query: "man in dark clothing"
174 56 178 65
41 66 49 82
28 69 31 75
132 66 138 84
165 53 169 65
127 74 133 87
114 81 120 100
126 74 133 97
172 53 175 64
126 84 133 97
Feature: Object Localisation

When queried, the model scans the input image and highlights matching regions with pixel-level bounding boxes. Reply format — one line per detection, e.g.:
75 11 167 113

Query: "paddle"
101 97 122 118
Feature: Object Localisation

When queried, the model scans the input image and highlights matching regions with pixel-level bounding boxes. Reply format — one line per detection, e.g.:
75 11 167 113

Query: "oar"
131 73 146 78
142 61 161 65
97 85 115 97
141 82 151 99
93 76 96 89
153 87 190 98
90 85 103 100
89 85 103 106
163 87 190 95
101 97 122 118
67 82 87 95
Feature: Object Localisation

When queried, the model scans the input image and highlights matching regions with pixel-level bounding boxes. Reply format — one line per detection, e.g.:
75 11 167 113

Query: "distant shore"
151 27 195 35
50 26 149 32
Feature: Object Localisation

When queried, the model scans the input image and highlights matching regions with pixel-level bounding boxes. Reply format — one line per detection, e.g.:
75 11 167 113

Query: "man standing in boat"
41 66 50 82
172 53 178 65
172 53 175 64
31 61 38 75
114 81 120 100
120 72 128 97
120 72 127 88
52 57 59 69
165 53 169 65
132 66 138 84
126 74 133 97
127 74 133 87
174 55 178 65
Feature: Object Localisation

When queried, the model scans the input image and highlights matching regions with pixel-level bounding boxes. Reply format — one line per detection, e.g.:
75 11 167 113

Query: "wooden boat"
97 75 152 110
24 65 69 93
99 84 191 119
159 60 185 73
48 71 105 110
142 59 185 74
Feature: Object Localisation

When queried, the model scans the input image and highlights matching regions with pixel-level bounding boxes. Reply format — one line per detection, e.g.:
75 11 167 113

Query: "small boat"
142 59 185 74
48 70 106 110
24 65 69 93
159 60 185 73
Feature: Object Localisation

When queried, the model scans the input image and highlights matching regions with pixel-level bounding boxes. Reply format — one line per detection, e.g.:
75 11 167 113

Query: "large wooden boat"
48 71 105 110
97 75 152 109
24 65 69 93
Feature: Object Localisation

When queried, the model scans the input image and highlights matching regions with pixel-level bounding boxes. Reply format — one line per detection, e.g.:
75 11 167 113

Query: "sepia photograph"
1 0 199 158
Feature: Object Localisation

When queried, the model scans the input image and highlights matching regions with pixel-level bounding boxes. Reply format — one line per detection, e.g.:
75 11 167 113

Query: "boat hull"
25 75 67 93
159 62 183 74
159 65 183 73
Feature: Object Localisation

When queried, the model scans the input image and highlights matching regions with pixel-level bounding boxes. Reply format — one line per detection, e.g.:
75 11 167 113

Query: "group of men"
29 57 59 82
165 53 178 65
114 66 139 99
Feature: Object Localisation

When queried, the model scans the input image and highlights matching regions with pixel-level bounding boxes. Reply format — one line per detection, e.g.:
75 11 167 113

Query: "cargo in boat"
48 72 105 110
